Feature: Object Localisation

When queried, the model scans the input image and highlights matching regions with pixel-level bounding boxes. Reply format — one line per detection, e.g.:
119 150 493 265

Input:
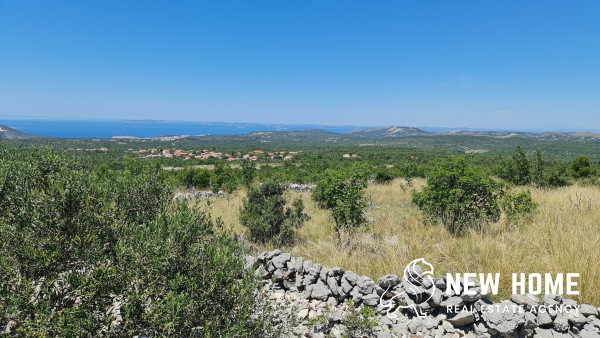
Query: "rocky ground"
248 249 600 338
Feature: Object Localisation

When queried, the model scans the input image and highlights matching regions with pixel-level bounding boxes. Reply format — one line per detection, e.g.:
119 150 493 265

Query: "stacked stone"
248 250 600 338
287 184 316 193
172 190 226 201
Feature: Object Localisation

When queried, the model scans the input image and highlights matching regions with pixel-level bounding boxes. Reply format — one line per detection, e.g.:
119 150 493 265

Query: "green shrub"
500 190 537 225
496 146 531 185
545 162 571 187
374 170 394 184
239 181 308 244
0 147 276 337
211 162 239 193
340 300 380 337
568 155 598 179
240 160 256 189
312 165 370 233
413 156 503 234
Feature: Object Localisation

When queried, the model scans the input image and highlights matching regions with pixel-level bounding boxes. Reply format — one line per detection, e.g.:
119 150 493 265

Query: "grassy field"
194 179 600 306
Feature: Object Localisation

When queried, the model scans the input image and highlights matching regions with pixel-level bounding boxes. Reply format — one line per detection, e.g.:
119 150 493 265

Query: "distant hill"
3 121 600 143
438 130 600 141
0 125 50 140
345 126 431 138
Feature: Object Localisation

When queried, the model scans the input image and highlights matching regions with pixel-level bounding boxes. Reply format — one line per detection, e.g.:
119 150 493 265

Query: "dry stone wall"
247 250 600 338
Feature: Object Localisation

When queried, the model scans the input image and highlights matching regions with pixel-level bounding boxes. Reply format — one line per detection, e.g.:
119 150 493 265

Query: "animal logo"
380 258 436 319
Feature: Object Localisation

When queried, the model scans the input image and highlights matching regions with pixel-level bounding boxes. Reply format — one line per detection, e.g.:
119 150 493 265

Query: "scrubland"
196 179 600 305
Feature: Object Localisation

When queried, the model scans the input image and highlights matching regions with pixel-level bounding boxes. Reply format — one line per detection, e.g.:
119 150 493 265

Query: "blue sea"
0 119 360 139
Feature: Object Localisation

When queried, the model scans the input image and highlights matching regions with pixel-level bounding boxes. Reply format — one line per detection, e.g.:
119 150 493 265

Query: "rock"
523 311 537 329
311 280 332 301
441 296 464 308
272 268 285 282
473 322 488 334
401 276 426 296
356 276 375 295
343 271 359 285
579 328 600 338
340 278 353 297
481 301 525 336
543 294 563 307
568 309 587 326
428 287 443 308
534 327 555 338
580 304 599 317
447 310 475 327
553 313 569 332
319 267 331 281
537 310 554 326
362 294 380 307
327 276 339 296
408 318 425 333
296 308 309 319
265 249 282 260
295 257 304 274
510 294 526 305
326 296 339 307
3 320 17 334
378 275 401 289
271 253 291 269
244 255 256 271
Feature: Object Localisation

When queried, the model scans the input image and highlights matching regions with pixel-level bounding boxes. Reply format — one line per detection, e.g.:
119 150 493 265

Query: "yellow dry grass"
194 179 600 305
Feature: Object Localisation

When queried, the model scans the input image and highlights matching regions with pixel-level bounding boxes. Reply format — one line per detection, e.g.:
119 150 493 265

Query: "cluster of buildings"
342 153 359 158
134 148 298 161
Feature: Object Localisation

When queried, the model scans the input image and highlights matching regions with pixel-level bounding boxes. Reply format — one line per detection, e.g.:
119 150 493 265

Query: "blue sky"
0 1 598 131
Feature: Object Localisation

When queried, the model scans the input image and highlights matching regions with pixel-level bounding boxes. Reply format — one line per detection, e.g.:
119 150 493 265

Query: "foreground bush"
413 156 503 234
312 165 370 233
239 181 307 244
500 190 538 225
0 147 276 336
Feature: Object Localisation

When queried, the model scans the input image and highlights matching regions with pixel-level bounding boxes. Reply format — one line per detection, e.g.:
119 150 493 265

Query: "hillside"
0 125 50 140
345 126 431 138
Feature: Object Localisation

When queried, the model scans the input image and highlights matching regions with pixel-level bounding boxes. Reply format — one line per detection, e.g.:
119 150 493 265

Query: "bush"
497 146 531 185
413 156 503 234
312 165 370 232
545 162 571 187
239 181 308 244
0 147 276 336
500 190 537 225
240 160 256 189
374 170 394 184
568 155 598 179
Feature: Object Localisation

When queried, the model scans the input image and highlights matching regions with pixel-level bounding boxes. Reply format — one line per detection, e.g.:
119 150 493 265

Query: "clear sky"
0 1 598 131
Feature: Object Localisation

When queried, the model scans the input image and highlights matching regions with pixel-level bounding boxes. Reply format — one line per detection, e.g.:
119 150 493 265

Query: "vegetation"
412 156 504 234
239 181 308 244
312 165 370 233
568 155 598 179
0 147 276 336
500 190 538 226
3 133 600 333
340 300 380 337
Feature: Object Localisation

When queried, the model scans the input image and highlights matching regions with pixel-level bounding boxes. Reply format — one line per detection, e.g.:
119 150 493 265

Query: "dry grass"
194 179 600 305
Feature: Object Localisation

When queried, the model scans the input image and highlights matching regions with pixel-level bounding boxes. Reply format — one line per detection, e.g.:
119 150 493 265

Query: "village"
66 146 360 161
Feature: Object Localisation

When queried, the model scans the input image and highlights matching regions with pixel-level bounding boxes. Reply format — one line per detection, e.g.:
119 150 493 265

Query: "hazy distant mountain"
0 125 50 140
345 126 431 138
438 130 600 141
345 126 600 141
3 121 600 142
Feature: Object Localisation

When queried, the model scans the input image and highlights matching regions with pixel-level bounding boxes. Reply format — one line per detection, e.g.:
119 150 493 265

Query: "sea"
0 119 360 139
